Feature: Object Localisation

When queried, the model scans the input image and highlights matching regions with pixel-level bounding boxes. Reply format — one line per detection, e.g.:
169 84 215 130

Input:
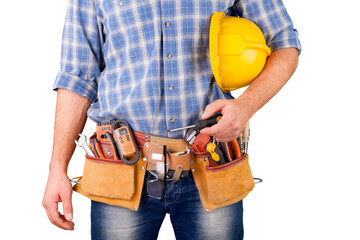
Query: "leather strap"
92 131 192 172
96 131 188 152
171 165 183 181
167 151 192 172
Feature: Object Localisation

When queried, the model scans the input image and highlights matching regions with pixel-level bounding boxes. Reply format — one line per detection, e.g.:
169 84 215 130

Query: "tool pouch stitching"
191 151 255 212
72 136 147 211
81 154 136 200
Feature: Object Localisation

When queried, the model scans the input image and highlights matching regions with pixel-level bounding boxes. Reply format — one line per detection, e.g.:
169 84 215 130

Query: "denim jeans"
91 171 244 240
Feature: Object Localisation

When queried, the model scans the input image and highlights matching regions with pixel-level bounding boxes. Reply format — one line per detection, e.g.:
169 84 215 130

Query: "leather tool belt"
93 130 192 180
72 122 255 212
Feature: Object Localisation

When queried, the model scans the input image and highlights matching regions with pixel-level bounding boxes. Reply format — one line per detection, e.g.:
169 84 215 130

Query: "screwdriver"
167 113 222 133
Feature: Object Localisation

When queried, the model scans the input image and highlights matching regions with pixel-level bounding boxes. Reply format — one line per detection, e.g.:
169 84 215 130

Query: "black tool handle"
219 142 231 163
214 146 227 165
195 113 222 132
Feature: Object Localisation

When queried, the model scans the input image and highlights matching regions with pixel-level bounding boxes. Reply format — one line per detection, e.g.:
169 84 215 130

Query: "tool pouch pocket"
72 153 147 211
191 152 255 212
81 155 135 200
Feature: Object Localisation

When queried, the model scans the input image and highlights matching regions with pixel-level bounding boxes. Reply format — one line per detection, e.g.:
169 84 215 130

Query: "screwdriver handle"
195 113 222 132
206 143 227 165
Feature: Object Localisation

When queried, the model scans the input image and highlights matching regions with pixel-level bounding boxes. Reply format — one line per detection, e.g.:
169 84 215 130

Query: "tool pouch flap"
73 152 147 211
191 152 255 212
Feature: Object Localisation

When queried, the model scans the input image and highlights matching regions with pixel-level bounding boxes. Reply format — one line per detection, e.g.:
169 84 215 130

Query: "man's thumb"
202 99 227 119
62 193 73 221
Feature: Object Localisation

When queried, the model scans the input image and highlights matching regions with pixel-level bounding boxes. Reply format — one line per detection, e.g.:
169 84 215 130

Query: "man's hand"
43 170 74 230
200 99 250 142
201 48 299 141
43 88 91 230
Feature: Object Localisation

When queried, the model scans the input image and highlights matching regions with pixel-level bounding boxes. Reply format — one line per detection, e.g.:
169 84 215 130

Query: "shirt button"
170 118 175 123
169 85 174 91
167 53 173 59
165 22 171 27
118 1 124 5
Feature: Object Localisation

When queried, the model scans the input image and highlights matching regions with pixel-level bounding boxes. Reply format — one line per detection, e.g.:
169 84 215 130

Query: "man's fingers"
202 99 227 119
45 201 74 230
62 191 73 221
201 114 231 136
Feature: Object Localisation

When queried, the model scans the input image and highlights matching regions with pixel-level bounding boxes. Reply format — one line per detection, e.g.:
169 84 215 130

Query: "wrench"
75 134 95 157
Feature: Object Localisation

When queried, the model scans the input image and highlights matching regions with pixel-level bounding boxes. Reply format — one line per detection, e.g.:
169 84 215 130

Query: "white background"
1 0 359 239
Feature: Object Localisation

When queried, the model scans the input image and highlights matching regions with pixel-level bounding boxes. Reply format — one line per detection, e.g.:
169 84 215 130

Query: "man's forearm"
236 48 299 118
50 89 91 173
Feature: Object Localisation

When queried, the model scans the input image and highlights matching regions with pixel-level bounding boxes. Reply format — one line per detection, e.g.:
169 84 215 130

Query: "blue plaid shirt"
54 0 301 138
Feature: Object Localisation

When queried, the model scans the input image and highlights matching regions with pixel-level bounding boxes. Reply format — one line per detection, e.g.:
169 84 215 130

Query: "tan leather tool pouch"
143 142 192 181
191 152 255 212
72 152 147 211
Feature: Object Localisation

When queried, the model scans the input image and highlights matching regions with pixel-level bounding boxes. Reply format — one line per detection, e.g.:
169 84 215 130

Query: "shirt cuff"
53 71 98 102
269 38 302 55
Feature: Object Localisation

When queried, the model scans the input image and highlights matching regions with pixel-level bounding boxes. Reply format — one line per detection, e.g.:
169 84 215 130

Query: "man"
43 0 300 239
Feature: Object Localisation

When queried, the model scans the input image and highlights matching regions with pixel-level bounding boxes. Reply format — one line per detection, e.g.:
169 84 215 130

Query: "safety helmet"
209 12 271 92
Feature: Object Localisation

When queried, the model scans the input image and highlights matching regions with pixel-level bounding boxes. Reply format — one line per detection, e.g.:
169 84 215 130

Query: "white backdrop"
1 0 359 239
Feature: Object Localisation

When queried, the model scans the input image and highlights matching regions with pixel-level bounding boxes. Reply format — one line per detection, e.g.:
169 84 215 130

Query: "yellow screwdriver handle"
206 143 220 162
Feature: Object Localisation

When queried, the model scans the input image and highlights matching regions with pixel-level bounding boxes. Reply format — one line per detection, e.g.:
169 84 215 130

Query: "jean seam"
165 180 181 206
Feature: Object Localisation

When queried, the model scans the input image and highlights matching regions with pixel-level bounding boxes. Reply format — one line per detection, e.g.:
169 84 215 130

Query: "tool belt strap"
95 131 191 172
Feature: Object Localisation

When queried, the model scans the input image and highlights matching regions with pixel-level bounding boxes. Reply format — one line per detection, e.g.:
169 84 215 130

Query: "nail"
66 213 73 221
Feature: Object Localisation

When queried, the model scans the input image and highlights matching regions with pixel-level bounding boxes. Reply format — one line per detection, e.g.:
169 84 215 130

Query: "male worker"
43 0 300 239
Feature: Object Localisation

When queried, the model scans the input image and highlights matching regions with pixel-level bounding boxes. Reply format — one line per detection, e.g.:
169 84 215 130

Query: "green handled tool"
167 113 222 133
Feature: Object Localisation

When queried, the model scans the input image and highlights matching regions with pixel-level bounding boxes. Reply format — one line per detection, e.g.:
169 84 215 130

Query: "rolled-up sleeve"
233 0 301 54
53 0 104 102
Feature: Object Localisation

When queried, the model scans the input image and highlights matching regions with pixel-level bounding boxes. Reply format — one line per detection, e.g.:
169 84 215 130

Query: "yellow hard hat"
210 12 271 92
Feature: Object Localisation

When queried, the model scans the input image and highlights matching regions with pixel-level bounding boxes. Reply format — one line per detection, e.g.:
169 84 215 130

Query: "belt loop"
170 165 183 181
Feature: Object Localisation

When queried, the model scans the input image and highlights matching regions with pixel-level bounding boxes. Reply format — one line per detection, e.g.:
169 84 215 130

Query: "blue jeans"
91 171 244 240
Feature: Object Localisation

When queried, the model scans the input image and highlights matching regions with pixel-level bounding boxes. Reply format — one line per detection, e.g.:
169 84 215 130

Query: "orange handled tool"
96 121 113 142
219 139 242 162
93 137 106 158
190 133 211 152
105 132 120 160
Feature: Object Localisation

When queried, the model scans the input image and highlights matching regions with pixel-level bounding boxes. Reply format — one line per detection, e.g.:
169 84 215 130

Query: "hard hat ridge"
210 12 271 92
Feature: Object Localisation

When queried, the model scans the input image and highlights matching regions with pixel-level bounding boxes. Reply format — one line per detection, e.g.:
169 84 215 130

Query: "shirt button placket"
161 2 177 130
118 0 124 5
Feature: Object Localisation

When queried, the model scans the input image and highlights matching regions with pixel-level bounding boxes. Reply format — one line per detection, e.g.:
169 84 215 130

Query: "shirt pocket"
102 0 155 61
187 0 233 52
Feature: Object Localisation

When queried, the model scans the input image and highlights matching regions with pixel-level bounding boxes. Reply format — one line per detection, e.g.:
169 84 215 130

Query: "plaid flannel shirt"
53 0 301 138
